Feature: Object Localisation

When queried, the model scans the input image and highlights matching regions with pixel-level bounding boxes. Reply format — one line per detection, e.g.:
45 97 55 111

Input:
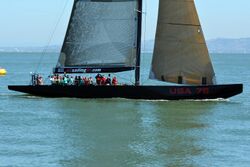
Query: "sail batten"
57 0 139 72
150 0 216 85
167 23 200 26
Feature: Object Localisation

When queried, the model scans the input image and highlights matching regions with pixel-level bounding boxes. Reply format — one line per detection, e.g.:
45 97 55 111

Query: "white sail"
57 0 138 69
150 0 216 85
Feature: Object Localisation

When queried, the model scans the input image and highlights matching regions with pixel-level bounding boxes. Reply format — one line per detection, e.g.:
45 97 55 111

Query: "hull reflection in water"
49 99 217 166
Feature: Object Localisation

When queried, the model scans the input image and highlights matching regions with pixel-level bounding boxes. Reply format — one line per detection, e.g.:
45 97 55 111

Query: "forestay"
150 0 216 85
57 0 138 72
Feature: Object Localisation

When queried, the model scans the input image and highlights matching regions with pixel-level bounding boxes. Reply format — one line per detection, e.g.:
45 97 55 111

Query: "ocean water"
0 52 249 167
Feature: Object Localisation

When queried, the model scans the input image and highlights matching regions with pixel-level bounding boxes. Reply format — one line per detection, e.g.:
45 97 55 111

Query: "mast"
135 0 143 86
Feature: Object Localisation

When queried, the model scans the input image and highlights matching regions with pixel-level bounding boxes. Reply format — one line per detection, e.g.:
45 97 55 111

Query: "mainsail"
150 0 216 85
56 0 139 73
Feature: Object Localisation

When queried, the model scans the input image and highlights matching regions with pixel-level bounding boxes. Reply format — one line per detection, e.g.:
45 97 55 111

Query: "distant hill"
0 45 60 53
206 38 250 53
1 38 250 53
142 38 250 54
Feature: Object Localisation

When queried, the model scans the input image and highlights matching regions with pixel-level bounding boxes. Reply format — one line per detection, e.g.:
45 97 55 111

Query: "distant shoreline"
1 38 250 54
0 51 250 55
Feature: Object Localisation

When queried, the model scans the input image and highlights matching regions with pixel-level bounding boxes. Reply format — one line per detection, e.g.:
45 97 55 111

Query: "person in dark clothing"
105 74 112 85
74 76 78 85
95 73 102 85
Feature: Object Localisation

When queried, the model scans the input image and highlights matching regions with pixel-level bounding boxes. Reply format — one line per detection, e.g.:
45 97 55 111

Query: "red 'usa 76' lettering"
196 88 209 94
169 88 209 95
169 88 192 95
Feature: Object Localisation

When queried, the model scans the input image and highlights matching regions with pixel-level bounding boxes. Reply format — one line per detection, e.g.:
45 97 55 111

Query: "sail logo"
90 69 102 73
72 68 87 73
71 68 102 73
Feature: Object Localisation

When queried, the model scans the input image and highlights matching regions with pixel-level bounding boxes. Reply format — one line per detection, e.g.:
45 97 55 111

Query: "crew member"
112 77 118 86
105 74 112 85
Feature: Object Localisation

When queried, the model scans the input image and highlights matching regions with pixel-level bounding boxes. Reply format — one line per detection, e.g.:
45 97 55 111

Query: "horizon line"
1 37 250 48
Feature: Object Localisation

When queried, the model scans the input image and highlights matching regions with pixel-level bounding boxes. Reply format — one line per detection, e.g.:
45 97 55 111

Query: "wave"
185 98 230 102
0 93 231 102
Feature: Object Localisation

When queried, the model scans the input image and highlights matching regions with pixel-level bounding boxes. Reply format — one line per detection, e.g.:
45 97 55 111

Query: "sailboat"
8 0 242 100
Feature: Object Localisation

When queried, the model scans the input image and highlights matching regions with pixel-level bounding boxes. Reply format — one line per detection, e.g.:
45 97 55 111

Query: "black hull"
8 84 243 100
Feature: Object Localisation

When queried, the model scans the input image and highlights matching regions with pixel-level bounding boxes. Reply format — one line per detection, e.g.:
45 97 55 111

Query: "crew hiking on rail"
33 73 119 86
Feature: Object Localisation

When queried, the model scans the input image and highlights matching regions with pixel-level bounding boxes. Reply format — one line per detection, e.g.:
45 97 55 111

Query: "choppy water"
0 53 250 167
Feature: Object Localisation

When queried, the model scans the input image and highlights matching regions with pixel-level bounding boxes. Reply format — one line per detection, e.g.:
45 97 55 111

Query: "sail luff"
57 0 78 68
150 0 216 85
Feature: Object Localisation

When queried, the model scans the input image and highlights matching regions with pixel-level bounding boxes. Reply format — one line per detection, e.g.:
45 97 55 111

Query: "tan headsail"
150 0 216 85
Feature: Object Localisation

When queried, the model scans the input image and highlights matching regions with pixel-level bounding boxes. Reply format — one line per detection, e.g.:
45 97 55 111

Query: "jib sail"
150 0 216 85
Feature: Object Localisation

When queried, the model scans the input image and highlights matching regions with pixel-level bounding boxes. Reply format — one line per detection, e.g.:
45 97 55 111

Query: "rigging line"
35 0 70 73
141 0 147 85
143 0 147 52
113 73 134 85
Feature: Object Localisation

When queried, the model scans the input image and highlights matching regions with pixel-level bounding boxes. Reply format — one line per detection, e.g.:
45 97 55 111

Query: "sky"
0 0 250 47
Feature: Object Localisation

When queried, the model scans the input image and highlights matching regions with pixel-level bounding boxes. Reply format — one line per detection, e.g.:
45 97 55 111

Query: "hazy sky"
0 0 250 47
